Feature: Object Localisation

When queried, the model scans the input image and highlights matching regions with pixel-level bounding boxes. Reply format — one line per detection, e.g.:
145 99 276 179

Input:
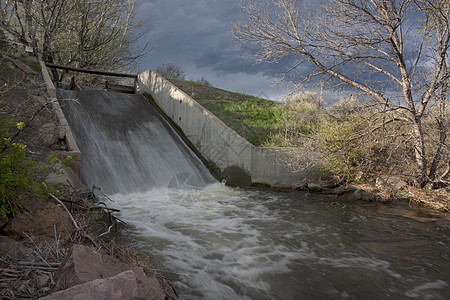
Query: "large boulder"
39 270 138 300
40 122 58 147
4 202 74 240
52 244 165 300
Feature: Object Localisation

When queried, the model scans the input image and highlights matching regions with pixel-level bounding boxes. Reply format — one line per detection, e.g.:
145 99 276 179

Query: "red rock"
53 244 165 300
4 202 74 240
39 270 138 300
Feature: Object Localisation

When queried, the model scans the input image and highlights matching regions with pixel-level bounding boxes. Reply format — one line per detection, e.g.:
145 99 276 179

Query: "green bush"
318 121 365 182
0 118 59 215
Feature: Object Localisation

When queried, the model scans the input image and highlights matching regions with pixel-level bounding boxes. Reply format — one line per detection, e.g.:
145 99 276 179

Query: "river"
109 184 450 300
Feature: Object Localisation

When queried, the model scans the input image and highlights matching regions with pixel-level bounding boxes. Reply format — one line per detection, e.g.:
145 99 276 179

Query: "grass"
168 78 290 146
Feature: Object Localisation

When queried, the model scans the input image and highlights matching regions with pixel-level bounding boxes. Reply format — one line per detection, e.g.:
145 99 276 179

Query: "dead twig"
17 262 60 268
49 193 98 247
49 193 80 231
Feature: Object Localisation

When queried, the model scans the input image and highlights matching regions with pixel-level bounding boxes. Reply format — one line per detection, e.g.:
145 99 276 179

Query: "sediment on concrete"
137 70 316 186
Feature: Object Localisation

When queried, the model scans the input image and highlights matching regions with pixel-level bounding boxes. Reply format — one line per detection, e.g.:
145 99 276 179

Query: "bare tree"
55 0 148 72
233 0 449 186
156 63 187 79
0 0 147 80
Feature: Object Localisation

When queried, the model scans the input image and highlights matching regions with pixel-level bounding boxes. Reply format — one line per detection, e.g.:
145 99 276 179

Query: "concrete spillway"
56 89 216 195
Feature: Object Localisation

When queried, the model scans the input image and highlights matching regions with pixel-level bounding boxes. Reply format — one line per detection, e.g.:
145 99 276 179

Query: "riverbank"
271 175 449 212
0 50 174 299
0 190 174 299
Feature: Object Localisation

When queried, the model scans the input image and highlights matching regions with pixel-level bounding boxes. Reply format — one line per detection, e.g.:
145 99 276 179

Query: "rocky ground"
0 49 174 299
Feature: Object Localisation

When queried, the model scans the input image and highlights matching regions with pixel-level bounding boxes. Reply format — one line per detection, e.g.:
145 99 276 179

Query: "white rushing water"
108 184 450 300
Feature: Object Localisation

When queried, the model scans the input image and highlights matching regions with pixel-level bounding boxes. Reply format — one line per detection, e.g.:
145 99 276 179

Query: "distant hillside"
168 78 288 146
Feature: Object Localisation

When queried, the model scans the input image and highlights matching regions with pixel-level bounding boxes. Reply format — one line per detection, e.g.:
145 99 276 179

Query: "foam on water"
109 184 306 299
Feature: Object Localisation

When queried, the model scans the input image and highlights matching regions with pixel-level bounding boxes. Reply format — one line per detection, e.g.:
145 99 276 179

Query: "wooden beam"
45 63 137 78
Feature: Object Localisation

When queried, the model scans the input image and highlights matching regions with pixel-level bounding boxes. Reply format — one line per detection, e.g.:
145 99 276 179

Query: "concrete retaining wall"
40 61 82 177
137 70 315 186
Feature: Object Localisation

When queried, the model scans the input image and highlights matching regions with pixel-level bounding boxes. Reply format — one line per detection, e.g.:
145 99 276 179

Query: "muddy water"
109 184 450 300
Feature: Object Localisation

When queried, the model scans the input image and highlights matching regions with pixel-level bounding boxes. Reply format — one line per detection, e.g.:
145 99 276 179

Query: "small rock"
0 235 20 256
40 122 58 147
291 181 308 191
36 274 51 287
307 183 323 192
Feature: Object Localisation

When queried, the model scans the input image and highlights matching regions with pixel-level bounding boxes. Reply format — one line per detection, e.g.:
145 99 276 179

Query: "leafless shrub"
156 63 186 80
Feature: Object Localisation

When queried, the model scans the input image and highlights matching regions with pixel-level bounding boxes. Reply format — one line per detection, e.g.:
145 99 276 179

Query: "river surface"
108 184 450 300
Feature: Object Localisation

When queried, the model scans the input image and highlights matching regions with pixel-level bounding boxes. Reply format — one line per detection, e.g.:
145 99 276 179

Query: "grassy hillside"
168 78 288 146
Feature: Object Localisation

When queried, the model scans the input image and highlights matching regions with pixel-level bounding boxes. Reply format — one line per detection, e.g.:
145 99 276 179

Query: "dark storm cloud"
136 0 295 98
137 0 243 70
136 0 406 98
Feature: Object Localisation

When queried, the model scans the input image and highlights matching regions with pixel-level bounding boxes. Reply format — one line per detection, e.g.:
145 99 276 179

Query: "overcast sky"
135 0 293 100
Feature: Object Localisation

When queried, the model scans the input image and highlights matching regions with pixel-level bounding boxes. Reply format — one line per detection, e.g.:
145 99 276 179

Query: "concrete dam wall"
137 70 314 186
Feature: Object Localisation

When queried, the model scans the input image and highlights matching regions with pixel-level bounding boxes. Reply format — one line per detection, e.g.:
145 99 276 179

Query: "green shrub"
0 119 59 214
317 121 366 182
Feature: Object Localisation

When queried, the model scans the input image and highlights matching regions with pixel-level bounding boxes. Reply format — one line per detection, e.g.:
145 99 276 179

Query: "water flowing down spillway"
57 88 215 194
57 88 450 299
